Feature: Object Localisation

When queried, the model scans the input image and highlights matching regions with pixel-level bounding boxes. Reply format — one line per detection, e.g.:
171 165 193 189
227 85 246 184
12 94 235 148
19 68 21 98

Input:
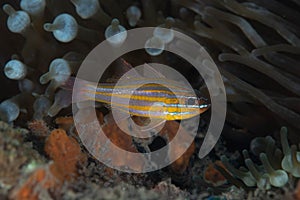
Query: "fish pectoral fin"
130 117 166 132
104 107 130 124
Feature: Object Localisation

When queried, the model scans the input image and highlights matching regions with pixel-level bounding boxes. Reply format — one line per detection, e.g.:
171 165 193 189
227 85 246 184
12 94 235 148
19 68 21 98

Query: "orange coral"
203 161 227 186
159 121 195 173
74 108 195 173
44 129 87 180
10 164 60 200
74 108 145 172
10 129 87 200
102 121 138 153
102 118 195 173
130 117 195 173
101 120 146 172
55 116 74 131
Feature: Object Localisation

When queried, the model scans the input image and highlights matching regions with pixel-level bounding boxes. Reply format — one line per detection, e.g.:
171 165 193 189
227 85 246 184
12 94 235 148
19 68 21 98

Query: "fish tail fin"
61 77 97 103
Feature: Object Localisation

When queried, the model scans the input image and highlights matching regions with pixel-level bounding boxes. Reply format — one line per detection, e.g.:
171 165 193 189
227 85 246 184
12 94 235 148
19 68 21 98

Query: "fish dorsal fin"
140 63 166 78
113 58 142 81
113 60 166 82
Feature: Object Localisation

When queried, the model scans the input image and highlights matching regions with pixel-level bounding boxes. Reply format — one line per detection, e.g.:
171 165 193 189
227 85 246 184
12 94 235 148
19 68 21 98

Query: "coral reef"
10 164 60 200
0 121 44 197
10 128 87 200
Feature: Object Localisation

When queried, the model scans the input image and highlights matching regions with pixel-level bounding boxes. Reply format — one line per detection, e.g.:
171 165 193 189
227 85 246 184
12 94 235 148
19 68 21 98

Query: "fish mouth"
197 97 211 113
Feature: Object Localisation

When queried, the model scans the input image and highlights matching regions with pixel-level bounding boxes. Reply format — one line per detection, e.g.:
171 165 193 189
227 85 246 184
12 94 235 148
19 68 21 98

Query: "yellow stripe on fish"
73 80 210 120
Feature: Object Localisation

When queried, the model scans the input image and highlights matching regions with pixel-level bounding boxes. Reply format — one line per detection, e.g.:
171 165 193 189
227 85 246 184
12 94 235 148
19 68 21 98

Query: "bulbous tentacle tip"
43 23 57 32
259 152 288 187
126 6 142 27
153 17 175 44
105 18 127 46
48 104 60 117
48 90 72 117
71 0 100 19
165 17 175 27
3 4 31 34
4 60 27 80
44 14 78 43
281 126 288 134
39 72 51 84
20 0 46 16
33 95 51 120
18 79 35 93
111 18 120 26
145 36 165 56
0 100 20 123
270 169 288 187
2 4 15 16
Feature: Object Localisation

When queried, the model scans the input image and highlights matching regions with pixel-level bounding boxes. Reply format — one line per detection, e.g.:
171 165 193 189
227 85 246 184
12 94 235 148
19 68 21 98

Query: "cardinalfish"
63 61 210 121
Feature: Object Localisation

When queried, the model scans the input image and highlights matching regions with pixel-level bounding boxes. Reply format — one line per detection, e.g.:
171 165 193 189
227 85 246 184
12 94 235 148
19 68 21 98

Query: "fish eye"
187 98 196 105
